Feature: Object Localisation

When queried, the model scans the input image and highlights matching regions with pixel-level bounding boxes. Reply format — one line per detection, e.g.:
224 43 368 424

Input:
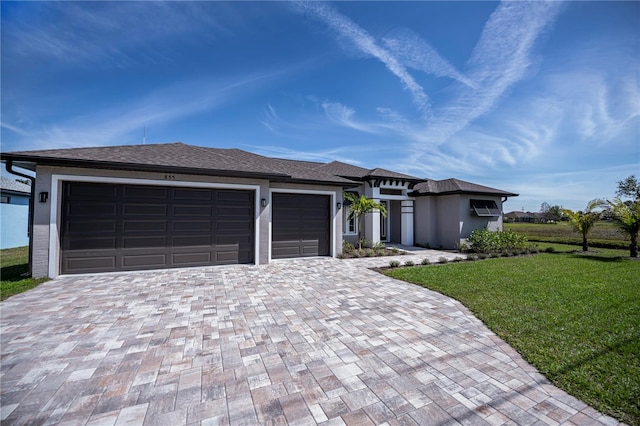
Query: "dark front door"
60 182 254 274
271 193 330 259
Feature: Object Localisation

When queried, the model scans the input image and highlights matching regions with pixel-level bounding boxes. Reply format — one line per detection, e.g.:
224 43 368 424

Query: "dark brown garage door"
60 182 254 274
272 193 330 259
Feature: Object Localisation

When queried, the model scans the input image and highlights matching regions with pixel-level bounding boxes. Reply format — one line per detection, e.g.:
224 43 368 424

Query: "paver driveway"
1 255 621 425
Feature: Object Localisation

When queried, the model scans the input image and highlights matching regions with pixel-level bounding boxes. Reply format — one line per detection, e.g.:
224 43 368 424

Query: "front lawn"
386 252 640 425
1 246 48 301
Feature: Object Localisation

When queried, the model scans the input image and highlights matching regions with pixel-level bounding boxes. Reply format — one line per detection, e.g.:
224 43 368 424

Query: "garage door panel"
124 204 168 216
172 235 212 247
68 203 117 217
272 193 330 259
66 237 117 251
123 220 167 232
173 205 212 216
67 220 117 233
65 256 116 272
123 186 168 199
172 221 211 232
174 188 213 201
123 236 167 249
69 183 117 199
172 252 212 265
61 182 255 274
122 254 167 268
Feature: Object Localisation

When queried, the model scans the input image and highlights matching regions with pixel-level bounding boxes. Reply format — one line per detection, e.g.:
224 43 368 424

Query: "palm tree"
604 198 640 258
344 192 387 249
562 199 605 252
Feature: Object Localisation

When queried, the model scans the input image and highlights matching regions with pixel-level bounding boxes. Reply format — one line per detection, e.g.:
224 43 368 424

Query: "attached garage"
60 181 254 274
271 193 331 259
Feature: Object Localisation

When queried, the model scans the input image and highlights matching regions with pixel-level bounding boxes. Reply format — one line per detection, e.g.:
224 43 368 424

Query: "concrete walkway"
1 254 622 425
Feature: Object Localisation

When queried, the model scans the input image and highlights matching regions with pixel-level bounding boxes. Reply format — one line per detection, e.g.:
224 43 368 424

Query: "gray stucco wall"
458 195 504 240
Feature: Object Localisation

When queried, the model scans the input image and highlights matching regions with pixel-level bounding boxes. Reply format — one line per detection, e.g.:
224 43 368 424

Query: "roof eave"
1 156 290 181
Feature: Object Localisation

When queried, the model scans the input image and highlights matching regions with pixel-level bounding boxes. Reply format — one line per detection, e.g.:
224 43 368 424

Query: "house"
504 211 542 223
0 176 32 249
1 142 517 277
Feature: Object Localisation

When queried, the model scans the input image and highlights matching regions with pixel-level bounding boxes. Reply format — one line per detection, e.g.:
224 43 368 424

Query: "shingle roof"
1 143 517 196
317 161 370 179
411 178 518 197
316 161 420 181
367 168 420 180
1 143 353 185
0 176 31 194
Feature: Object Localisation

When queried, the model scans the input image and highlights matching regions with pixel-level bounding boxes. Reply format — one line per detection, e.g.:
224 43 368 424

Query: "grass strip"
1 246 48 301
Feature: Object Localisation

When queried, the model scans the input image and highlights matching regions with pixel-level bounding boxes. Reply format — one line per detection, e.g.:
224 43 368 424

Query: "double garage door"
60 182 255 274
60 183 332 274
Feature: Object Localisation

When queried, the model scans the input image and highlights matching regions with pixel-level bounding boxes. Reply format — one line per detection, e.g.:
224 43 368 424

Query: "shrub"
545 246 556 253
438 256 449 264
389 260 401 268
421 258 430 265
467 228 529 254
372 242 385 250
404 260 415 267
342 241 355 253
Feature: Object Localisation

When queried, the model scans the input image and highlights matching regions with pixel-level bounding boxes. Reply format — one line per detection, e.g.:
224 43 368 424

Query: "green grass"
505 221 631 250
386 252 640 425
1 246 48 301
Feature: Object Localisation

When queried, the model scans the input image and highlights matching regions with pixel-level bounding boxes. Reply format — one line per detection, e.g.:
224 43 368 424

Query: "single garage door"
272 193 330 259
60 182 254 274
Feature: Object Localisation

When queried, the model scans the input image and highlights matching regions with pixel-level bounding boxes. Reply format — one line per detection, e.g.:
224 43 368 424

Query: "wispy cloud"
3 2 234 68
383 29 477 89
295 1 432 118
2 71 284 152
246 144 362 165
295 0 564 175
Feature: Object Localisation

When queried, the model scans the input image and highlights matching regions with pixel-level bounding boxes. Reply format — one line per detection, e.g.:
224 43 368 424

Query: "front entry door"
380 201 389 242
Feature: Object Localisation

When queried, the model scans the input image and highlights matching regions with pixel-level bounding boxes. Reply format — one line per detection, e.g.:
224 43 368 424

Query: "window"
470 199 500 217
0 195 10 204
344 206 358 234
380 188 403 196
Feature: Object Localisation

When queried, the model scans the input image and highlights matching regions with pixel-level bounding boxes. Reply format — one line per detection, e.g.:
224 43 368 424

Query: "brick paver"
1 252 624 425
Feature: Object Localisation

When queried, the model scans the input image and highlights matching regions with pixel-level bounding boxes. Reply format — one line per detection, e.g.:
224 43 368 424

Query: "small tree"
604 198 640 258
343 192 387 249
616 175 640 201
540 202 563 222
562 199 605 252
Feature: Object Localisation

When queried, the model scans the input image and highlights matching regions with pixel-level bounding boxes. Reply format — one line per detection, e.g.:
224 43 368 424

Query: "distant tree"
540 202 562 222
15 178 31 186
616 175 640 201
562 199 605 252
344 192 387 250
602 198 640 258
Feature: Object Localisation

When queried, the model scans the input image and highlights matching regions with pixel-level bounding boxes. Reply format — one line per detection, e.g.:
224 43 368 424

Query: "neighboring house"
0 176 31 249
504 211 542 223
1 143 517 277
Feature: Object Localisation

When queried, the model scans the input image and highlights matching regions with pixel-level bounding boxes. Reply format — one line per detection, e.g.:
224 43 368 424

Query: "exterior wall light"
261 198 267 208
39 192 49 203
337 202 342 210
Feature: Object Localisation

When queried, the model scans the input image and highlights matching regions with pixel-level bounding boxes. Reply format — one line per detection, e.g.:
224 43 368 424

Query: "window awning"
470 199 501 217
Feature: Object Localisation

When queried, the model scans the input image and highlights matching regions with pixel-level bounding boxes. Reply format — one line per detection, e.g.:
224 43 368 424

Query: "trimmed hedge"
467 228 529 254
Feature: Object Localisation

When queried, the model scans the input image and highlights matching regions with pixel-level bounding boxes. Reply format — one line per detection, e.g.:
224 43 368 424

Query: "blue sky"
1 1 638 212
